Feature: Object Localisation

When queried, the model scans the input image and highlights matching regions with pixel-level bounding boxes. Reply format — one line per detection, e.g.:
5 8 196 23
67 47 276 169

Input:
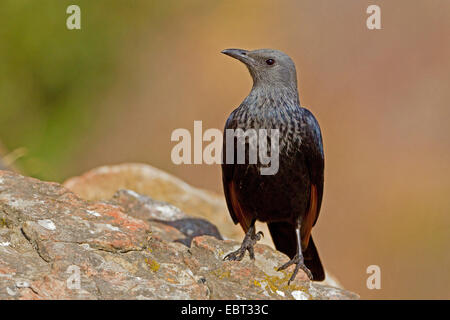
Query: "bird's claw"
277 254 313 284
223 249 245 261
223 230 263 261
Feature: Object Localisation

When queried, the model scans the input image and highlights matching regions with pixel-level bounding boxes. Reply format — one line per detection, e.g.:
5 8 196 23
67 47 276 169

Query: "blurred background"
0 0 449 299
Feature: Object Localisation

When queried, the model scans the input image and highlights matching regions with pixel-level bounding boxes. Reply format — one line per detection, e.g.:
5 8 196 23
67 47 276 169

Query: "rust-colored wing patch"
228 181 252 233
301 184 319 250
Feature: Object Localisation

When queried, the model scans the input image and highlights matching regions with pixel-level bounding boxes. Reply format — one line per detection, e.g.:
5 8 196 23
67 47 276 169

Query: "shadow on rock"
152 218 223 247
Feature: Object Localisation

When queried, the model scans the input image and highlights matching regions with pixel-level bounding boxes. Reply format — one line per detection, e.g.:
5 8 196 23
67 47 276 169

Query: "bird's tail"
303 236 325 281
268 222 325 281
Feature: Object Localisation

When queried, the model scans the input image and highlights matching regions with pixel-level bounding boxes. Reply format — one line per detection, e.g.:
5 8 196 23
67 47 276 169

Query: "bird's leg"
223 219 263 261
277 226 313 284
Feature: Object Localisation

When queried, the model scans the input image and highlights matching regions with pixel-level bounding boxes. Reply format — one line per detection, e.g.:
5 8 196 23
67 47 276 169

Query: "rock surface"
0 170 358 299
63 163 344 288
63 163 249 243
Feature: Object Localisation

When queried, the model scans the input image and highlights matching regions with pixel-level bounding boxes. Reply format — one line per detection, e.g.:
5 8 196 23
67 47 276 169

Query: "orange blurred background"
1 0 449 298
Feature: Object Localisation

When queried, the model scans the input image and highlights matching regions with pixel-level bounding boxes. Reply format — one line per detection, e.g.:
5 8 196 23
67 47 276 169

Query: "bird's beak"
221 48 253 65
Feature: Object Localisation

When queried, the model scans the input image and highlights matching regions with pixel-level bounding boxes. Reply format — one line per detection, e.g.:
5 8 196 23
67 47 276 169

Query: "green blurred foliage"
0 0 175 180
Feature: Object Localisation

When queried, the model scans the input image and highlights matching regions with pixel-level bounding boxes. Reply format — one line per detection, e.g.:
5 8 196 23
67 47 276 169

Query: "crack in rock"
0 169 359 300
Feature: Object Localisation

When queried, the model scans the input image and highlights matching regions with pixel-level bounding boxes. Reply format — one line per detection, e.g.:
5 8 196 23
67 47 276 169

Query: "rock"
63 163 258 243
63 163 343 288
110 189 223 247
0 170 358 299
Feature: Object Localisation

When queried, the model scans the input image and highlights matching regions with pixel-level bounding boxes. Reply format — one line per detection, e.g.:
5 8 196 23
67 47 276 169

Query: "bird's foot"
223 231 264 261
277 253 313 284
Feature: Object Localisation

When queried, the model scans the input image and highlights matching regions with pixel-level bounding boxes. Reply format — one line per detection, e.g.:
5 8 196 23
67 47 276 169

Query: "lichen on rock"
0 168 358 300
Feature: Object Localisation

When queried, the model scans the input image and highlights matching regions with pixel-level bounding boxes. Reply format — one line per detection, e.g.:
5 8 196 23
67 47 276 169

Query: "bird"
221 48 325 283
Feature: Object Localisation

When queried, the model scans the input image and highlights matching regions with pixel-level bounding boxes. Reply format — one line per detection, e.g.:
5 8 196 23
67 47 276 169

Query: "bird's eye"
266 59 275 65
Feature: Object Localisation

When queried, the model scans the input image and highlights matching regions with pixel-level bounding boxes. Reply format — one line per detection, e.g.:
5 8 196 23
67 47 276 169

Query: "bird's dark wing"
302 108 324 224
299 108 324 248
221 112 252 232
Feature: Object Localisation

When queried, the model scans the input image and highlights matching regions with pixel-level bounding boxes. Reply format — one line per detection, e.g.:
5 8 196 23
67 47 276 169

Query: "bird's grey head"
222 48 298 90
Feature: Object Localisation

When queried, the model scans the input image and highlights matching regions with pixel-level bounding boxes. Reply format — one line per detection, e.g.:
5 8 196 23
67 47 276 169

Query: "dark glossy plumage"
221 48 325 281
